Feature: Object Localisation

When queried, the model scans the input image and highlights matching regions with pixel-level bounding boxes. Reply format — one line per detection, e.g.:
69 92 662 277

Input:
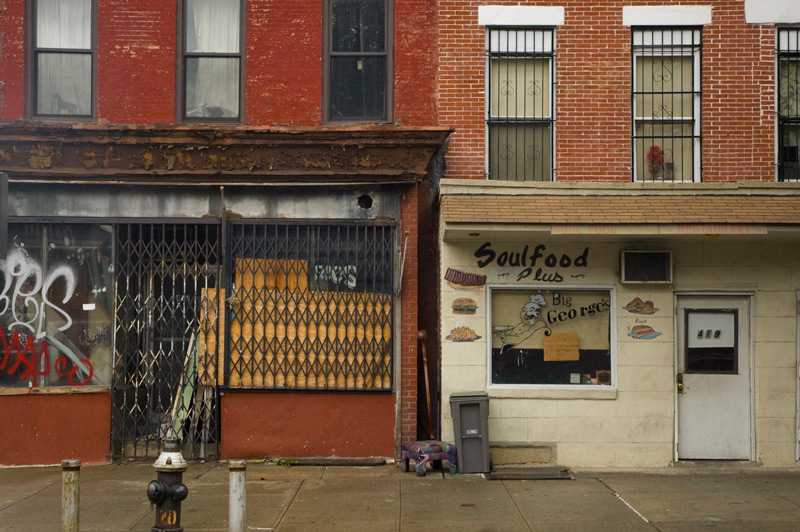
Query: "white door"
676 295 751 460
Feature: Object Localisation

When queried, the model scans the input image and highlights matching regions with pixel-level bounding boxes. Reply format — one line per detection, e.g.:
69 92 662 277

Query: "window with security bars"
223 222 394 391
779 29 800 182
487 28 554 181
633 28 701 182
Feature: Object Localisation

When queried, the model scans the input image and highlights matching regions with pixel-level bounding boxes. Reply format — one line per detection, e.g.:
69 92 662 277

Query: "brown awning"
442 194 800 225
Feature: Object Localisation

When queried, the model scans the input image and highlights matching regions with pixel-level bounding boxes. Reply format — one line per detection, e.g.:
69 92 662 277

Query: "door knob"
676 372 684 394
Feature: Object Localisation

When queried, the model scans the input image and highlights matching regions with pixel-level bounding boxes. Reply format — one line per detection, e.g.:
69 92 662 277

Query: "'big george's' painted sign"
474 242 589 282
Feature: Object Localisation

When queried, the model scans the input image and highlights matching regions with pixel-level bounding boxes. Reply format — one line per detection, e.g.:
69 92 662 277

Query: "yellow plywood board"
543 332 580 361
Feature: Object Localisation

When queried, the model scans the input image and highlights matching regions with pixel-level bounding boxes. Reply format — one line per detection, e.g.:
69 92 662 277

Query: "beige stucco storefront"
438 180 800 468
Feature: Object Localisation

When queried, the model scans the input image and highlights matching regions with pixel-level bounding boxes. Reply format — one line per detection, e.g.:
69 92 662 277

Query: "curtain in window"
35 0 92 115
185 0 240 118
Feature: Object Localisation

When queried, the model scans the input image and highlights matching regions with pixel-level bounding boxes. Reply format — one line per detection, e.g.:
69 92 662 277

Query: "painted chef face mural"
520 294 547 324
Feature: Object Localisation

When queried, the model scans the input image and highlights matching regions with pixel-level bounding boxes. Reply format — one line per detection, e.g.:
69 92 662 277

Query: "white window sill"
488 387 617 400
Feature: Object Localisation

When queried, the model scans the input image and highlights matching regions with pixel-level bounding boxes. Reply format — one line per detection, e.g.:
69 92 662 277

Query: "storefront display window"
0 224 114 389
489 288 613 386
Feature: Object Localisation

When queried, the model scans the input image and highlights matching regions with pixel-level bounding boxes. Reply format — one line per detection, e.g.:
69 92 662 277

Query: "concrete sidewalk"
1 461 799 531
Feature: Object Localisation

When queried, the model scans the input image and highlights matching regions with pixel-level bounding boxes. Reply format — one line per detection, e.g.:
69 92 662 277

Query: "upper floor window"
487 28 554 181
632 28 701 182
32 0 94 118
778 28 800 182
324 0 392 122
181 0 243 121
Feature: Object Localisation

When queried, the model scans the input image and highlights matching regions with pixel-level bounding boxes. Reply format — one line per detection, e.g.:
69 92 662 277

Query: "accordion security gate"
222 222 395 391
113 223 222 459
112 220 395 459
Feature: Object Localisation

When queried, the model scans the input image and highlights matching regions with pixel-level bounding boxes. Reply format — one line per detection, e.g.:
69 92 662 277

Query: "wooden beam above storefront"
0 124 451 185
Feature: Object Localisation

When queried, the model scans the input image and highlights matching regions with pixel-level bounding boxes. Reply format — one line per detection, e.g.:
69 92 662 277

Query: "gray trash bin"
449 392 491 473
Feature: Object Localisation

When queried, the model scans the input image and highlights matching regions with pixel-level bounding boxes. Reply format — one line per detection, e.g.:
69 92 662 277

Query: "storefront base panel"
0 393 111 466
220 392 396 459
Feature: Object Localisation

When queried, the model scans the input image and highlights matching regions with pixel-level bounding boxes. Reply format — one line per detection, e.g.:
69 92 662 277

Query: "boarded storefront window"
212 222 395 391
490 288 612 386
0 224 113 389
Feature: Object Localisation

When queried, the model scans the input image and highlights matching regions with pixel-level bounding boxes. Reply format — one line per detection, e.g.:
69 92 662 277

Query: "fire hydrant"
146 439 189 532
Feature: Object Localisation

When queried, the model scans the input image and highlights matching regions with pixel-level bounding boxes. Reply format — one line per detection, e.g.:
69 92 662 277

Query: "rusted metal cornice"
0 123 452 185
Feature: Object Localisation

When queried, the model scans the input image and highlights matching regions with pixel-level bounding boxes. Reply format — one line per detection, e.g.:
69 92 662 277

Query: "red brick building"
0 0 447 465
436 1 800 467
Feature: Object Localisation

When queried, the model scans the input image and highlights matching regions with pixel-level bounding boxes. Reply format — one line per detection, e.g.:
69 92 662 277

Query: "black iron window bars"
632 28 701 182
778 28 800 182
487 28 555 181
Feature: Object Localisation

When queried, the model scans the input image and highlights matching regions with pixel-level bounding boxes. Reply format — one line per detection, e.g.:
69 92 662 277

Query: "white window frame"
486 284 617 391
485 28 555 181
632 28 702 182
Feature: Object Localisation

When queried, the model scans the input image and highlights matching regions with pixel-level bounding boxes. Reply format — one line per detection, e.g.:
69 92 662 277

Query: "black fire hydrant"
146 439 189 532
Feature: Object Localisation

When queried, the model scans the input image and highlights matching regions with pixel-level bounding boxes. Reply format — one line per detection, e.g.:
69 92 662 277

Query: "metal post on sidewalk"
62 459 81 532
229 460 247 532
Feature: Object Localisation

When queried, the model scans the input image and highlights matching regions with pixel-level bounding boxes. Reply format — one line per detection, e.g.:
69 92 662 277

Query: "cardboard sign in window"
543 332 580 361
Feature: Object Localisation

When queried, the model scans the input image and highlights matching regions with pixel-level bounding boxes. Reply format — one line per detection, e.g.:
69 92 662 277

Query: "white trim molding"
623 6 712 27
745 0 800 24
478 5 565 27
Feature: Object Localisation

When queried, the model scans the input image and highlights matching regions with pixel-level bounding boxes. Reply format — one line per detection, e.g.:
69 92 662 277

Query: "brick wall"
0 0 438 127
400 184 420 445
0 0 24 121
438 0 777 182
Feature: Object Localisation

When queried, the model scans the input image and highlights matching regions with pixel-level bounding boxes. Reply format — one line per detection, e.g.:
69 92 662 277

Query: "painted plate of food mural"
623 297 659 315
447 326 481 342
627 325 662 340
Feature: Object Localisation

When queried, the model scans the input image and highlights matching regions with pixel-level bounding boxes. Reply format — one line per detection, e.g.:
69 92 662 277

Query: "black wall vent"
621 251 672 284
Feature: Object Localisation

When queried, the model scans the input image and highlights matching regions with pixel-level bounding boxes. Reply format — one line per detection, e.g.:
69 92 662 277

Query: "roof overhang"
0 123 452 186
440 179 800 241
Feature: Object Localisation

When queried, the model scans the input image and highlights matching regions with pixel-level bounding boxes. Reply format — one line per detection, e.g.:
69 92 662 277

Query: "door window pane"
685 310 737 374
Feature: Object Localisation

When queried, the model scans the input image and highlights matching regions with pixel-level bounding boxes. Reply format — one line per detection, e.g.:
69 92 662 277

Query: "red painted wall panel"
0 0 26 120
0 393 111 466
97 1 177 124
221 392 395 458
246 0 323 126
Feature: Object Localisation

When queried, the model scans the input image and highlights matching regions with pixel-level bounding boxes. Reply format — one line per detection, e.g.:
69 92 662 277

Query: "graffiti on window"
0 225 113 389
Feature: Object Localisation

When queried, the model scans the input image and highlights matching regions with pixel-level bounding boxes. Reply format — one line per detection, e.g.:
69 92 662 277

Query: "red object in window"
647 145 664 175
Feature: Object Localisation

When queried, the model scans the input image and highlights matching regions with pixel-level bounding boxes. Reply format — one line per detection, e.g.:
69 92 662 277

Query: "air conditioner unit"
620 251 672 284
